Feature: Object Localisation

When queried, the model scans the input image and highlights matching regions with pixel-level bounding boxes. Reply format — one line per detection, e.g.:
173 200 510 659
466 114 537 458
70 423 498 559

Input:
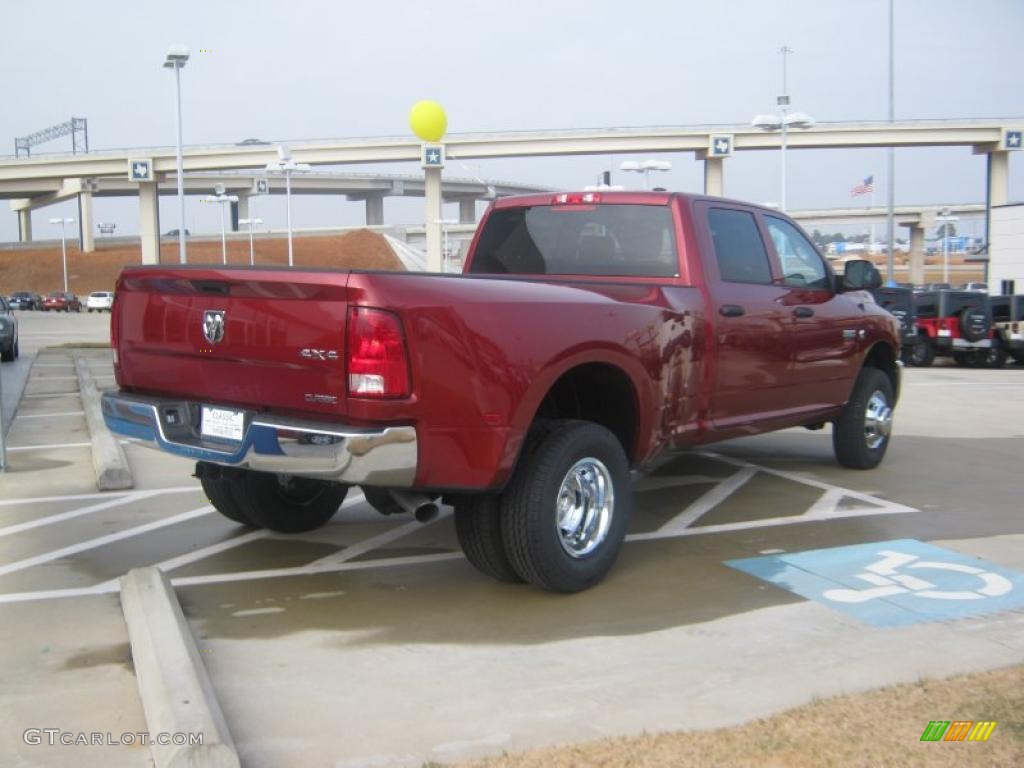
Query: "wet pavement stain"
59 642 134 672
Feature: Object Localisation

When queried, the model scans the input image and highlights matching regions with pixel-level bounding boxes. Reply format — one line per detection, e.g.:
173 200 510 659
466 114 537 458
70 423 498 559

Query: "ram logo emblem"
202 310 226 344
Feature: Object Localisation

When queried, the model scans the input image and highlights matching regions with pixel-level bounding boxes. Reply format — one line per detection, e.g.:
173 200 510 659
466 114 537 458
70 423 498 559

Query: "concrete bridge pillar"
703 156 724 197
458 199 477 224
904 223 926 285
138 182 160 265
365 195 384 226
78 191 95 253
17 209 32 242
235 195 250 230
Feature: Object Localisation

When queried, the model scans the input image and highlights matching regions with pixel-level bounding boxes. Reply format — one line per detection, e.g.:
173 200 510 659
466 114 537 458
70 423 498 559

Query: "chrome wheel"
864 390 892 450
555 457 614 558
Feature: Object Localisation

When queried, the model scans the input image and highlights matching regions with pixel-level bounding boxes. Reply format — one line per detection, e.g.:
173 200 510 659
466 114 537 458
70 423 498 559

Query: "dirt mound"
0 229 404 295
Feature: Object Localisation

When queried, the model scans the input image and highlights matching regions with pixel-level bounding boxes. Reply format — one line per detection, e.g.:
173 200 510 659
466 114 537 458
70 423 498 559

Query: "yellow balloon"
409 100 448 143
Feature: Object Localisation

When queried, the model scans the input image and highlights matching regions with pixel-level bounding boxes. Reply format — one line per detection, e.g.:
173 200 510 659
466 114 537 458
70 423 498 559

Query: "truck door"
761 213 861 410
697 203 792 429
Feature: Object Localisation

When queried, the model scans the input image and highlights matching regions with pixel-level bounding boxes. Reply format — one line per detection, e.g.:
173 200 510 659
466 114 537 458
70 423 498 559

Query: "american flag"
851 175 874 197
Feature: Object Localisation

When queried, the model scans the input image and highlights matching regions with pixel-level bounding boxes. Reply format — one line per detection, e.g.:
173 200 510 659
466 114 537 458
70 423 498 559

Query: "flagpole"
869 181 875 261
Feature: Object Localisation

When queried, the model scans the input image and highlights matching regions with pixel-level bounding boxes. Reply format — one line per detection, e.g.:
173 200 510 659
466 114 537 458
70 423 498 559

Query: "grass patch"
450 665 1023 768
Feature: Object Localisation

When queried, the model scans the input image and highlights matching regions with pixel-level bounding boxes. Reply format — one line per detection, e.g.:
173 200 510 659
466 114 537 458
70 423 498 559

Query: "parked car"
871 286 917 363
927 282 953 291
0 296 18 362
991 294 1024 367
907 290 992 367
959 282 989 293
101 190 901 593
42 291 82 312
8 291 42 310
165 229 190 237
86 291 115 312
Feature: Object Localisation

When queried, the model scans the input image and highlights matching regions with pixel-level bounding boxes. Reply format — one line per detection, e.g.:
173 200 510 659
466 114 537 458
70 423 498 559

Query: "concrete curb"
73 353 133 490
120 567 240 768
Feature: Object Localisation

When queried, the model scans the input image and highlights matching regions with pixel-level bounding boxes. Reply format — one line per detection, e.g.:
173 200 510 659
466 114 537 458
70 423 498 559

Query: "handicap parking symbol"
727 539 1024 627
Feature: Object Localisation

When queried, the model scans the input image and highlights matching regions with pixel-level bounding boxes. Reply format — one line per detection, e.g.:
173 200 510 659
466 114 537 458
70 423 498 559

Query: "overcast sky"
2 0 1022 242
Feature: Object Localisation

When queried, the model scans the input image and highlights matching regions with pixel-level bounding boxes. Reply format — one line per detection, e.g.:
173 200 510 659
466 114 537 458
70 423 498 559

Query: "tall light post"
266 146 311 267
163 46 190 264
239 217 263 266
49 217 75 292
886 0 897 282
619 159 671 190
752 47 814 212
204 184 239 265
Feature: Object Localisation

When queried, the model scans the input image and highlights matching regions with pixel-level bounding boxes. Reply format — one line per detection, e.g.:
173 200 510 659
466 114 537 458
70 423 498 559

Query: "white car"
86 291 115 312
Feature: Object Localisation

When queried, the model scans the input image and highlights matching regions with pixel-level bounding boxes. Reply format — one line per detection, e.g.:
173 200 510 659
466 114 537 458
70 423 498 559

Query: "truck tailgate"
114 267 353 417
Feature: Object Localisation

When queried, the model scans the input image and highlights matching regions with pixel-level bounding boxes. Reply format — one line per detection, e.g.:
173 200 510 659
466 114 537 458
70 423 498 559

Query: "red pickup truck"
103 191 900 592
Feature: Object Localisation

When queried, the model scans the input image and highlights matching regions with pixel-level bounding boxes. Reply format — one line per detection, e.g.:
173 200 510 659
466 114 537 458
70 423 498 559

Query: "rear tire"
833 367 894 470
230 470 347 533
500 420 631 593
908 335 934 367
0 343 12 363
199 472 257 527
984 339 1007 369
454 495 524 583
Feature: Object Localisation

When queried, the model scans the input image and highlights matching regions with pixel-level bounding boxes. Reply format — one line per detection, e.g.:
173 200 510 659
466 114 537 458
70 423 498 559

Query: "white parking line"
0 488 203 538
154 492 367 572
656 466 757 534
28 376 79 381
15 411 85 420
6 442 92 452
308 510 446 569
0 485 199 507
21 393 80 399
0 506 213 578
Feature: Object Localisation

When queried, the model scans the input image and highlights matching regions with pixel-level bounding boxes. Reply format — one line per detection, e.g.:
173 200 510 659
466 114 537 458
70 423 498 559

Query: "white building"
989 203 1024 295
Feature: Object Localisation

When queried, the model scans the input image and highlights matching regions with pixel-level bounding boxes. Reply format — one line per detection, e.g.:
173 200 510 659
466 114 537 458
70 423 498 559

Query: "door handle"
793 306 815 318
719 305 745 318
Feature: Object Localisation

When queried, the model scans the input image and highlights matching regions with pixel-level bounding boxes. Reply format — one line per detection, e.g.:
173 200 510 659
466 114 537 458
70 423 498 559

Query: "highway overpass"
1 118 1020 267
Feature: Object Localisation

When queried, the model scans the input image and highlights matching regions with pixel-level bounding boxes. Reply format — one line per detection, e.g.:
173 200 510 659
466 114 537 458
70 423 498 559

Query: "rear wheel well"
863 342 900 402
533 363 638 463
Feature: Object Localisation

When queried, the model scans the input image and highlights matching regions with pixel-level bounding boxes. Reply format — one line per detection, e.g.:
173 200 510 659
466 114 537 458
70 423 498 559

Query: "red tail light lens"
551 192 601 205
347 307 410 398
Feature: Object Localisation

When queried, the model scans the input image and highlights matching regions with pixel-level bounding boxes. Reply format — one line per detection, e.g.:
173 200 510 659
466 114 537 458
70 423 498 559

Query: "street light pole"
50 217 74 292
240 218 263 265
778 46 793 212
886 0 896 282
267 147 311 268
163 46 190 264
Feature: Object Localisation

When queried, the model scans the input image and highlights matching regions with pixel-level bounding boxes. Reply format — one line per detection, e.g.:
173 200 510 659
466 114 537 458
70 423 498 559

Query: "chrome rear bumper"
101 391 417 487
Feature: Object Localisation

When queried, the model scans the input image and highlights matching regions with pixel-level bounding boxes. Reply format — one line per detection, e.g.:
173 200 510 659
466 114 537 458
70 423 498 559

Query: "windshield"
470 203 678 278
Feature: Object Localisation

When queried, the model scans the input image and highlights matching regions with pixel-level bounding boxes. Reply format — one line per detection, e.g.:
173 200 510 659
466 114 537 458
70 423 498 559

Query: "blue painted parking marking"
726 539 1024 627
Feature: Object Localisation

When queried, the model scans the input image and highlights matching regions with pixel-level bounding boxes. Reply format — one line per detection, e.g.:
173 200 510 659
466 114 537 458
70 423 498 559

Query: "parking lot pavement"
1 315 1022 767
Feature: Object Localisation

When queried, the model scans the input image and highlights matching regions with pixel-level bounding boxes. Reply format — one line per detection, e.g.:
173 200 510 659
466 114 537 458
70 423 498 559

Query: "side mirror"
841 260 882 291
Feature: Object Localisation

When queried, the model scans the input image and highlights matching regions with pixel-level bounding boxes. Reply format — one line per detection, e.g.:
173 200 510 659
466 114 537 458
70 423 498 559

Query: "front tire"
501 421 631 593
230 470 347 533
454 495 523 583
833 367 894 469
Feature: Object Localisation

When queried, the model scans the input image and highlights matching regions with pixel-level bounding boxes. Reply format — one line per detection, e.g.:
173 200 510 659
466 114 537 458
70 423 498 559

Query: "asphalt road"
1 311 1022 767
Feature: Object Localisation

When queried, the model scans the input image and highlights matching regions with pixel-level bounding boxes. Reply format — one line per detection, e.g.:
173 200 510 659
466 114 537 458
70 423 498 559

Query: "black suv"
871 286 917 363
991 294 1024 368
908 290 993 367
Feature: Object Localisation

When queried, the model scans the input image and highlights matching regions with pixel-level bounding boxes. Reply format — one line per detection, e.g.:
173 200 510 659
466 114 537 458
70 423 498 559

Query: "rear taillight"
552 192 601 205
347 307 410 398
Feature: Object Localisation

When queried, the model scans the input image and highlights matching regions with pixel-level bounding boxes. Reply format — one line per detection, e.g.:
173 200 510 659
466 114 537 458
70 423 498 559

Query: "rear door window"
469 204 678 277
706 208 773 284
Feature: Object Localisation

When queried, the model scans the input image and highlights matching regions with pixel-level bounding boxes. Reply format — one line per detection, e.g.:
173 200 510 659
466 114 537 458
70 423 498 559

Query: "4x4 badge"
202 310 226 344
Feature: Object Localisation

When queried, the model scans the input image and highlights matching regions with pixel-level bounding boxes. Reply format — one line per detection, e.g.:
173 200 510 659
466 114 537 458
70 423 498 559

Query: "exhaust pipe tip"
414 503 439 523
